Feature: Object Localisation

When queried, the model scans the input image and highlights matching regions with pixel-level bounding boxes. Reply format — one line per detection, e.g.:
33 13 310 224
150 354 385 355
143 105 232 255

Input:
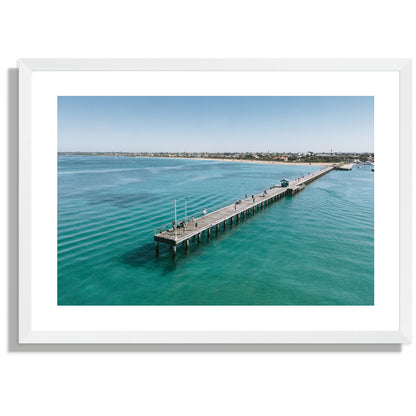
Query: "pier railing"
153 185 280 236
153 168 334 236
153 197 243 236
154 166 337 255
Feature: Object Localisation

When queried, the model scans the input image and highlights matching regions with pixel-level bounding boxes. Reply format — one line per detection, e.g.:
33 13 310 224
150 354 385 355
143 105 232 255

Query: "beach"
134 156 335 167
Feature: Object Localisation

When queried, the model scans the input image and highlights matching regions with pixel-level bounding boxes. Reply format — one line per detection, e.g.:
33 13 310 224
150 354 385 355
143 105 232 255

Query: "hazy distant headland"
58 151 374 166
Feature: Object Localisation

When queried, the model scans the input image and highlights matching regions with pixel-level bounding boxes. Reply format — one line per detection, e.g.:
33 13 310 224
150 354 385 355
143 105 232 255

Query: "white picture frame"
18 59 412 344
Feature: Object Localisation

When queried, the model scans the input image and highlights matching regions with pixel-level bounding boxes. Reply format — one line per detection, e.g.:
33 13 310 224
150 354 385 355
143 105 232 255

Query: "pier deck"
154 166 334 252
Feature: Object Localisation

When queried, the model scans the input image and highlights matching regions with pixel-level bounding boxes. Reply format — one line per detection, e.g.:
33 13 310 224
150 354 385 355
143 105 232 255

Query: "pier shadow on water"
118 210 263 273
119 222 234 273
119 243 155 265
119 241 192 274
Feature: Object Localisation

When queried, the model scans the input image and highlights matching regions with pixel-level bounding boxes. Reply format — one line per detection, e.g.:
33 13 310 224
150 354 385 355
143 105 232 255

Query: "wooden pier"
154 166 334 254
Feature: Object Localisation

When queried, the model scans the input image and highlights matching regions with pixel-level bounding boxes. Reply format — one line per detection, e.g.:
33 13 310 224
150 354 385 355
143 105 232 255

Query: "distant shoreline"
59 154 333 167
160 157 333 167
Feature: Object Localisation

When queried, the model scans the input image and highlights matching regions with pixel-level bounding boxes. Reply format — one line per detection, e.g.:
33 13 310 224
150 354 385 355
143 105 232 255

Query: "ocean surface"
58 156 374 305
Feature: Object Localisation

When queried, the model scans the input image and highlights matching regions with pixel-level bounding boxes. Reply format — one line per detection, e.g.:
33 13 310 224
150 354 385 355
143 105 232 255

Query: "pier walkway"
154 166 334 254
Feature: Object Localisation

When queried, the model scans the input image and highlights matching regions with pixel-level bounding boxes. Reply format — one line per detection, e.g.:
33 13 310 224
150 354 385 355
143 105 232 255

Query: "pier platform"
335 163 354 171
154 166 334 253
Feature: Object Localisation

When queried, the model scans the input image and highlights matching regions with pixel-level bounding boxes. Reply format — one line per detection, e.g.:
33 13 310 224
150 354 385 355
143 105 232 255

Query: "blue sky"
58 96 374 153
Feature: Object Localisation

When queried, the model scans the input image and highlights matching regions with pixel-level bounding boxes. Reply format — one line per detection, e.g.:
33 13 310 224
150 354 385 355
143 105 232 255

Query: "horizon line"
58 150 374 154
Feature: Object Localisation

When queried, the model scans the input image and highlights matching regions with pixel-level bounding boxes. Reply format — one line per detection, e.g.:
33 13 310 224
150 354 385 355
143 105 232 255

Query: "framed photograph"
19 59 411 344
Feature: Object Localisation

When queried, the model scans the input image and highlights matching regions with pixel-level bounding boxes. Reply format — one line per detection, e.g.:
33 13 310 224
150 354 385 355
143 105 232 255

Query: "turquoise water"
58 156 374 305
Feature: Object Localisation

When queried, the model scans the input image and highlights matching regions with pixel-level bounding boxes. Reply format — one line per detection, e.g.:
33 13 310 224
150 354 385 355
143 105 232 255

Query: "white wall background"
1 1 414 415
